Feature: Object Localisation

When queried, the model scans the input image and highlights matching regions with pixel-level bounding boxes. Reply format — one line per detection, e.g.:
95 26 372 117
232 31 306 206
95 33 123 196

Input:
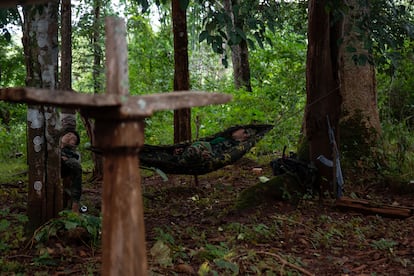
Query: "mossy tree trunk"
305 0 381 196
23 1 61 233
305 0 342 195
338 0 381 161
237 1 383 209
223 0 252 92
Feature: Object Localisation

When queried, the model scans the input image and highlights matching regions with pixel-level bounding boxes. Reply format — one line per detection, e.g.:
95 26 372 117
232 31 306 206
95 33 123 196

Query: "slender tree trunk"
60 0 76 129
23 1 60 232
305 0 341 195
92 0 102 94
78 0 104 181
172 0 191 143
223 0 252 92
89 0 104 180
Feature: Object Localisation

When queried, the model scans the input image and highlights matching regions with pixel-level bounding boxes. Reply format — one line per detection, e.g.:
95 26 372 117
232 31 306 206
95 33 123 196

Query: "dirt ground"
1 157 414 275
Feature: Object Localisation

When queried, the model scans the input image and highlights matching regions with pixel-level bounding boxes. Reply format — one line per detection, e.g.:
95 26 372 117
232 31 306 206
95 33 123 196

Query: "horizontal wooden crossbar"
0 87 232 118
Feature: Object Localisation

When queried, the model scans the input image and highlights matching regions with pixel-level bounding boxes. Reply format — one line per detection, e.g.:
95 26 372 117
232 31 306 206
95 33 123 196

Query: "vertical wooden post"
96 121 147 275
97 17 148 275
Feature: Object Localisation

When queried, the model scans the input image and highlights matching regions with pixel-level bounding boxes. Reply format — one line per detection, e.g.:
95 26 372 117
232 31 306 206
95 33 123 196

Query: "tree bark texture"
88 0 104 180
172 0 191 143
23 1 61 232
99 17 148 275
305 0 342 195
92 0 102 94
223 0 252 92
338 0 381 159
96 121 147 276
60 0 77 128
60 0 72 92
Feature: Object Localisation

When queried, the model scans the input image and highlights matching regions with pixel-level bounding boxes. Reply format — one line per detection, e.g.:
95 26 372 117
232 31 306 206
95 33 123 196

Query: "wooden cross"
0 17 231 275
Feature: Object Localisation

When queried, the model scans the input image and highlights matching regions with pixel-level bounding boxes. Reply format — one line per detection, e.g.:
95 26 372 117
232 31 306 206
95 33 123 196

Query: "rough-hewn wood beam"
0 87 121 108
0 87 232 117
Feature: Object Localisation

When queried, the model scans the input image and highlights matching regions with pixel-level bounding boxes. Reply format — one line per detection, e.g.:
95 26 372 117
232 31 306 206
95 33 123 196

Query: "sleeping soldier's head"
61 129 80 148
231 128 250 142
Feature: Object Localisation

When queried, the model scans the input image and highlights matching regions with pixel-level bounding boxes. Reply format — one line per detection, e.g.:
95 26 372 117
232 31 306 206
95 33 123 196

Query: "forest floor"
1 157 414 275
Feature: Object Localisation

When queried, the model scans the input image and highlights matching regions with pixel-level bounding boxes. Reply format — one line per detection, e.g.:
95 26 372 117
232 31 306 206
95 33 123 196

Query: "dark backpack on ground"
270 146 319 195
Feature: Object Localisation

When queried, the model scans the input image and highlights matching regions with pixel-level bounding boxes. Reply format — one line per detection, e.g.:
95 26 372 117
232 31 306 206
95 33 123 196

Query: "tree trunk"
306 0 382 197
23 1 60 232
60 0 76 129
305 0 341 196
92 0 102 95
223 0 252 92
338 0 381 161
172 0 191 143
80 0 104 181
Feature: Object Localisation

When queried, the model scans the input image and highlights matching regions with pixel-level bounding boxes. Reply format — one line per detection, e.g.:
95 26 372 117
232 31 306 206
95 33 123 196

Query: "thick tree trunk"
172 0 191 143
223 0 252 92
338 0 381 160
23 1 60 232
305 0 341 196
306 0 382 197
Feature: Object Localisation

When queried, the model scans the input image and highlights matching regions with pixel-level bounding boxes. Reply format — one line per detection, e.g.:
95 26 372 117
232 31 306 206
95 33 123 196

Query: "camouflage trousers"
180 141 213 164
61 158 82 203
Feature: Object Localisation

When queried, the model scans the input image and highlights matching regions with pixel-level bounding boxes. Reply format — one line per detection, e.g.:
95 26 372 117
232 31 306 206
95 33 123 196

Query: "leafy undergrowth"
1 158 414 275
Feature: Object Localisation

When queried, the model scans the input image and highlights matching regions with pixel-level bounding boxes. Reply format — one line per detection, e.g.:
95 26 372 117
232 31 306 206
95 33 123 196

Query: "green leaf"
346 45 357 53
199 30 209 43
214 259 239 274
198 261 211 276
150 240 172 267
64 220 79 230
179 0 189 10
247 38 255 50
154 168 168 181
235 27 247 40
358 54 368 66
0 219 10 231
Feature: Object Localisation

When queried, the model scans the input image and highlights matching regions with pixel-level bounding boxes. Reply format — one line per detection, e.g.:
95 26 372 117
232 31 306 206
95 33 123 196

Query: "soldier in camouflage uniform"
60 129 82 213
179 127 251 164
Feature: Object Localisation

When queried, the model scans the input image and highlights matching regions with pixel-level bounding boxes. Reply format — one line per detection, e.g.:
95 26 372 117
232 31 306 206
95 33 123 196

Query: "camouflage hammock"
139 124 273 175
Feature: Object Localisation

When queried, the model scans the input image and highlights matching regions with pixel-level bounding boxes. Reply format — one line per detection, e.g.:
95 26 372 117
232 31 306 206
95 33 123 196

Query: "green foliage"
378 40 414 124
0 8 21 41
33 210 102 247
376 39 414 182
371 238 398 251
0 35 25 87
127 15 174 95
154 226 176 245
0 208 28 253
0 121 26 161
337 0 414 73
0 259 25 274
150 240 173 267
197 0 283 66
378 121 414 180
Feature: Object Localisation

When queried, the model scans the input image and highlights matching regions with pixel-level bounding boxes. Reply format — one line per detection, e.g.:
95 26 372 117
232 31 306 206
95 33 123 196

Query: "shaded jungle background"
1 0 414 274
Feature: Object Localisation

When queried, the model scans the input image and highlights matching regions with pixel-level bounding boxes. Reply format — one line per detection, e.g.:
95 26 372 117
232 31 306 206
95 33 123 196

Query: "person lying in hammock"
175 127 252 164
